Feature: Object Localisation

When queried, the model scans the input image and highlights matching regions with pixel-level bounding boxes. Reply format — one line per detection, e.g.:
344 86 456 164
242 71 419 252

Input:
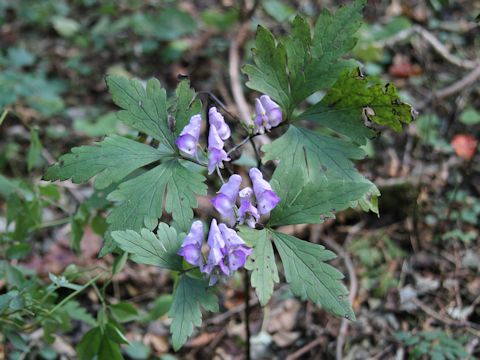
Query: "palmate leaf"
269 170 373 226
170 79 202 137
45 76 207 256
272 231 354 320
299 70 415 144
243 0 365 115
103 159 206 255
263 125 377 225
111 223 183 270
263 125 367 182
106 75 176 151
168 275 219 351
44 135 167 189
242 227 279 306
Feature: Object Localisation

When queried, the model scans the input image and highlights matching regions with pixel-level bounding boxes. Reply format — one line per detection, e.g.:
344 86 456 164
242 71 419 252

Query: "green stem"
46 274 102 316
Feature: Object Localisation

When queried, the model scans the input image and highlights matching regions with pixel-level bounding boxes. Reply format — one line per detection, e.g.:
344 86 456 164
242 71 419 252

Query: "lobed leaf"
262 125 367 182
243 0 365 115
44 135 166 189
171 79 202 136
168 275 219 350
270 170 373 226
106 75 176 151
272 231 355 320
242 227 279 306
111 224 183 270
299 70 414 144
102 159 206 255
263 125 377 225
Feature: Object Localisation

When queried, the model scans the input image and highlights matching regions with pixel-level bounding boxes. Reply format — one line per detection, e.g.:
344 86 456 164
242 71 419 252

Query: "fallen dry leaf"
451 134 478 160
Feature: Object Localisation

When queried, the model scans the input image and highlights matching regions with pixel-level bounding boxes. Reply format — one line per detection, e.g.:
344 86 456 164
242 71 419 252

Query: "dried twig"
412 298 480 337
289 223 363 360
380 25 479 70
286 337 324 360
228 22 252 127
323 223 364 360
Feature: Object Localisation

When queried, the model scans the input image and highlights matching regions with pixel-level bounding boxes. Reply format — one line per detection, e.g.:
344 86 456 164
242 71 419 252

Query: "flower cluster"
178 219 252 285
175 95 282 284
175 95 282 170
211 170 280 228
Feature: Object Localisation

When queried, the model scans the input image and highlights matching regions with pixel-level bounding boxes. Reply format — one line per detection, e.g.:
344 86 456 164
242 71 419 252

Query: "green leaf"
263 125 367 182
243 1 365 115
106 160 206 241
263 125 377 226
171 80 202 136
270 173 373 226
112 224 183 270
62 300 97 326
71 203 90 252
243 25 290 111
77 327 102 360
142 294 173 322
242 227 279 306
27 128 43 171
44 135 165 190
106 75 175 151
299 70 414 144
98 336 124 360
105 322 129 344
124 341 151 360
110 302 139 323
169 275 218 350
272 231 354 320
459 107 480 125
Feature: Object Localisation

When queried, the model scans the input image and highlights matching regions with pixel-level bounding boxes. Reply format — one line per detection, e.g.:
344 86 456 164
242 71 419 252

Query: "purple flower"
207 125 230 174
219 223 252 273
175 114 202 157
211 174 242 226
209 107 231 140
260 95 282 127
249 168 281 215
178 220 204 266
254 95 282 134
238 187 260 228
202 220 252 282
202 219 225 275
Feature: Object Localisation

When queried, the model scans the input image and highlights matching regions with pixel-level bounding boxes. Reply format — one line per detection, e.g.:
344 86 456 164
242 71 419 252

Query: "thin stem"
198 91 243 125
216 166 226 184
249 137 262 169
227 136 252 155
34 217 70 230
0 109 9 126
46 274 102 317
244 269 251 360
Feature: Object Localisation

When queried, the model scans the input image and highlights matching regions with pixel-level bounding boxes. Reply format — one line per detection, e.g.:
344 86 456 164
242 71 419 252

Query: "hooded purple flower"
202 220 252 283
254 95 282 134
202 219 225 275
219 224 252 273
207 125 230 174
260 95 282 127
175 114 202 157
209 107 231 140
249 168 281 215
211 174 242 226
178 220 204 266
238 187 260 228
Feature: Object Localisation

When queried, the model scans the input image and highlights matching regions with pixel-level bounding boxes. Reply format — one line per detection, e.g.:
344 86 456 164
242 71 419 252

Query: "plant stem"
249 137 261 169
227 136 252 155
244 269 251 360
